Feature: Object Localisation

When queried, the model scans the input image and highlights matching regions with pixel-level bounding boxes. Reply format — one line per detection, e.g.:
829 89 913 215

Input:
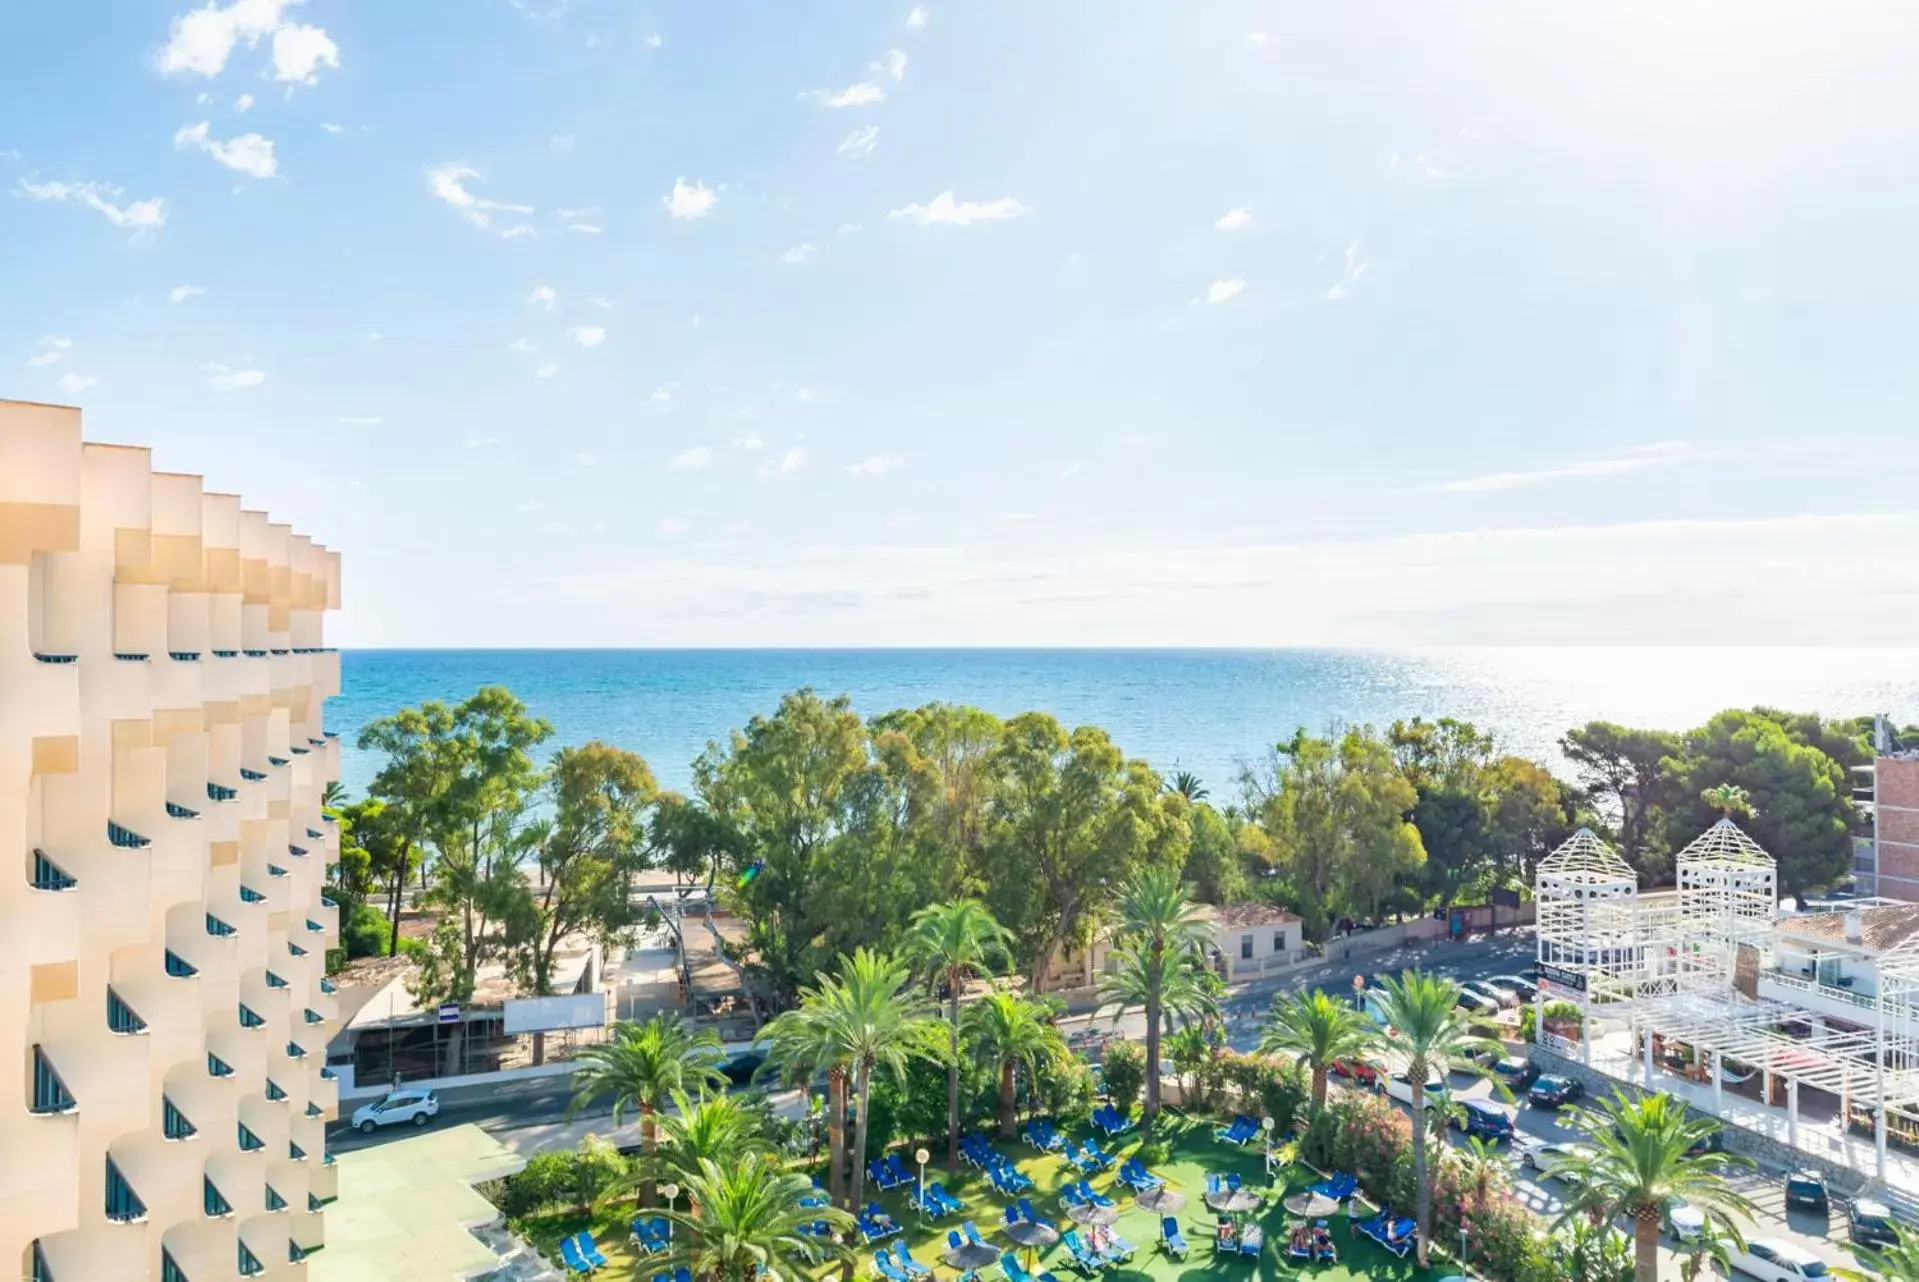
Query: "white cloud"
272 21 338 83
499 225 537 239
872 49 908 81
1061 462 1082 478
465 433 497 448
1247 31 1270 44
662 177 716 219
651 383 679 410
234 92 254 112
657 517 688 535
644 32 663 49
426 163 535 229
157 0 296 77
550 134 575 155
1428 443 1693 494
735 433 765 451
174 122 278 178
667 446 713 471
764 447 807 475
907 4 929 26
319 122 344 134
535 362 559 379
1325 239 1369 301
337 415 381 425
575 451 602 467
203 363 265 390
888 191 1027 227
30 336 68 368
1205 278 1247 304
19 179 167 233
57 372 96 394
569 325 606 347
837 125 880 158
781 243 817 265
848 455 905 477
39 335 72 349
1215 206 1252 231
169 284 206 302
804 82 885 108
28 351 62 368
588 297 613 309
527 284 558 310
568 223 602 235
508 337 536 353
838 221 863 236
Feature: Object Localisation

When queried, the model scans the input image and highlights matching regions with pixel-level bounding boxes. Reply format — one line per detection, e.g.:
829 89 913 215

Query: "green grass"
518 1115 1452 1281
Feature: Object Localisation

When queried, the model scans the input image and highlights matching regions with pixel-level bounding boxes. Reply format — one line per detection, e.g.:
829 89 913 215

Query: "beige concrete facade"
1 400 343 1281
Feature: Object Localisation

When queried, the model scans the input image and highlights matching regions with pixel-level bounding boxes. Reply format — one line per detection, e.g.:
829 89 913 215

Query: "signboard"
1538 962 1588 993
503 993 608 1036
1491 887 1522 909
1734 944 1761 1001
436 1002 461 1025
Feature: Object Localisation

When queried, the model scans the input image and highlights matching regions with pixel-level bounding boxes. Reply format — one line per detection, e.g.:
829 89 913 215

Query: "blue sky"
6 0 1918 647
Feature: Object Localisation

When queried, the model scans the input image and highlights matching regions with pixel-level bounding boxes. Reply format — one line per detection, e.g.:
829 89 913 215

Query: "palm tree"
565 1013 726 1204
656 1088 769 1176
831 949 941 1215
1258 989 1375 1113
1100 864 1212 1132
760 976 855 1207
1677 1221 1739 1282
1701 783 1755 819
1165 1024 1213 1108
904 898 1012 1171
963 991 1067 1138
1167 771 1209 803
1554 1090 1755 1282
321 780 347 810
1366 971 1504 1267
657 1155 854 1282
1842 1222 1919 1281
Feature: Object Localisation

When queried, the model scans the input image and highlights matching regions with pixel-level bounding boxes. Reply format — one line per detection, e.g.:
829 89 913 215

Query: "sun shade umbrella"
944 1241 1002 1270
1283 1192 1340 1219
1065 1202 1119 1226
1135 1188 1186 1214
1206 1188 1261 1214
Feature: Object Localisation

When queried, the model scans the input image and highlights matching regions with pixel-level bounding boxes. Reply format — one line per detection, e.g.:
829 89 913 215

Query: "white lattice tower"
1536 827 1638 987
1674 817 1777 991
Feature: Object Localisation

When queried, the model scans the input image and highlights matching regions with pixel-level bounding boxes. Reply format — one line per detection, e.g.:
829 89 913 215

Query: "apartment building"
1 399 343 1281
1874 754 1919 903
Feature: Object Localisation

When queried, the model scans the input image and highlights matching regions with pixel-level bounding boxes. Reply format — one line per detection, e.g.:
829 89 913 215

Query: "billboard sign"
503 993 607 1035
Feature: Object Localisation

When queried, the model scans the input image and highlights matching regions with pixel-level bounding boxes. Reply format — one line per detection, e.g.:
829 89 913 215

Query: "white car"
352 1089 440 1134
1461 980 1518 1008
1520 1141 1592 1183
1383 1069 1446 1110
1729 1238 1830 1280
1668 1200 1705 1243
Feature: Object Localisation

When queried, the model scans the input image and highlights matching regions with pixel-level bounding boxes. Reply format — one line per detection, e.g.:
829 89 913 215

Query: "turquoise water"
327 648 1919 799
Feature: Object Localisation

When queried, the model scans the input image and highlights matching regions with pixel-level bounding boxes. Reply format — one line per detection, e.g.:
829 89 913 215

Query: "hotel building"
1 399 343 1280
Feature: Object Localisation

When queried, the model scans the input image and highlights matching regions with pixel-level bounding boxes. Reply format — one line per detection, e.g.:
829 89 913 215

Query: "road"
328 929 1862 1276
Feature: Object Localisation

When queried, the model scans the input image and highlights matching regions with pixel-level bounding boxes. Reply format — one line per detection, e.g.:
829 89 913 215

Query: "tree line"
323 686 1892 1017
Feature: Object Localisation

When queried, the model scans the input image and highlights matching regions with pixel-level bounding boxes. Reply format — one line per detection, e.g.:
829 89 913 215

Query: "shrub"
341 903 391 959
1519 999 1581 1043
1033 1053 1096 1128
492 1137 630 1220
1100 1041 1145 1118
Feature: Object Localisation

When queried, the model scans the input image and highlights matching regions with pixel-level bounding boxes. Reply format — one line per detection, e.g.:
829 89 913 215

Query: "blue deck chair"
575 1233 609 1269
558 1236 594 1275
875 1253 911 1282
894 1240 933 1278
1160 1217 1188 1258
1059 1230 1105 1274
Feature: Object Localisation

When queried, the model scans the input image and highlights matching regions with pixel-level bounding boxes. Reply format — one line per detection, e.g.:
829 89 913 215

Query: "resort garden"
482 880 1759 1282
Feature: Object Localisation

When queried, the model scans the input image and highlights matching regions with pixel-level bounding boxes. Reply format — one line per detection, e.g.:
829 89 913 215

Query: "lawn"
517 1113 1455 1281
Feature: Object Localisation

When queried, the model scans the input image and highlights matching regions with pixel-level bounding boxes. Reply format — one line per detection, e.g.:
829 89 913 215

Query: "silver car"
351 1089 441 1133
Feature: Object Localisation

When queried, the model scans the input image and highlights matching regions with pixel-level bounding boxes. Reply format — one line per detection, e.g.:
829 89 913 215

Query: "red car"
1329 1060 1381 1086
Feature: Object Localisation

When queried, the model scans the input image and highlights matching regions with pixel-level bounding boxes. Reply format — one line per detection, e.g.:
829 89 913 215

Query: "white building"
1 399 343 1280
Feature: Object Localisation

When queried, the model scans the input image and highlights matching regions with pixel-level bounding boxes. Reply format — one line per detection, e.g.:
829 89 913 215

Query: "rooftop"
1777 903 1919 953
308 1123 526 1282
1206 901 1302 928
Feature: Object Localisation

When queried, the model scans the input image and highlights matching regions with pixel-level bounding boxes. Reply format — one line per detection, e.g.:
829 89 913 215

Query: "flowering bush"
1192 1050 1307 1136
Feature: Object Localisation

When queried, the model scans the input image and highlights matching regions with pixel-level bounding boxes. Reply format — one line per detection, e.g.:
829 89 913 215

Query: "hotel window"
1239 934 1253 961
1273 930 1284 952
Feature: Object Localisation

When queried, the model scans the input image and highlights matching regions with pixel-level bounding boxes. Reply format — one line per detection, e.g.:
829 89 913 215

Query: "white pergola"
1536 816 1919 1180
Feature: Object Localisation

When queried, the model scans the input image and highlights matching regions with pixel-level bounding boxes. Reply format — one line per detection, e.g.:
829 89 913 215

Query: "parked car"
1685 1130 1723 1157
1493 1056 1539 1090
1668 1200 1705 1243
1522 1141 1593 1183
1784 1170 1829 1214
720 1049 767 1086
1383 1069 1446 1109
1329 1059 1382 1086
1461 980 1517 1009
1451 1098 1516 1142
1728 1238 1831 1280
1455 989 1494 1014
1849 1198 1898 1250
351 1089 440 1134
1487 975 1537 1002
1528 1075 1584 1109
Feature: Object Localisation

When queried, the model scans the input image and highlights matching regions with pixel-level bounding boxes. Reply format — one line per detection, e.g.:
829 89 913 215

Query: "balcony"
107 820 152 850
169 650 202 662
32 652 78 664
29 1045 76 1115
239 768 266 783
30 849 77 891
1756 969 1919 1037
166 800 201 820
207 781 238 802
114 652 150 663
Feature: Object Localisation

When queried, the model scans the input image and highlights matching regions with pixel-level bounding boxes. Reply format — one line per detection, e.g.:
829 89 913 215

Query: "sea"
325 648 1919 801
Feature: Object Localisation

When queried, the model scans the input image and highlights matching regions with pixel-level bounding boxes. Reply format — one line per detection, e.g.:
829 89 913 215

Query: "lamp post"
659 1182 679 1218
1458 1223 1469 1269
1261 1115 1276 1178
915 1148 930 1221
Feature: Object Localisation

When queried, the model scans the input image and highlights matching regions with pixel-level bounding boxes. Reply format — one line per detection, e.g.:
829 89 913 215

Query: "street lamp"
915 1148 930 1220
1261 1115 1276 1177
1458 1223 1469 1268
659 1182 679 1217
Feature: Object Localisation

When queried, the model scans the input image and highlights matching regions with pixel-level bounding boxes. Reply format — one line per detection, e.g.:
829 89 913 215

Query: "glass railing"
31 652 77 664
